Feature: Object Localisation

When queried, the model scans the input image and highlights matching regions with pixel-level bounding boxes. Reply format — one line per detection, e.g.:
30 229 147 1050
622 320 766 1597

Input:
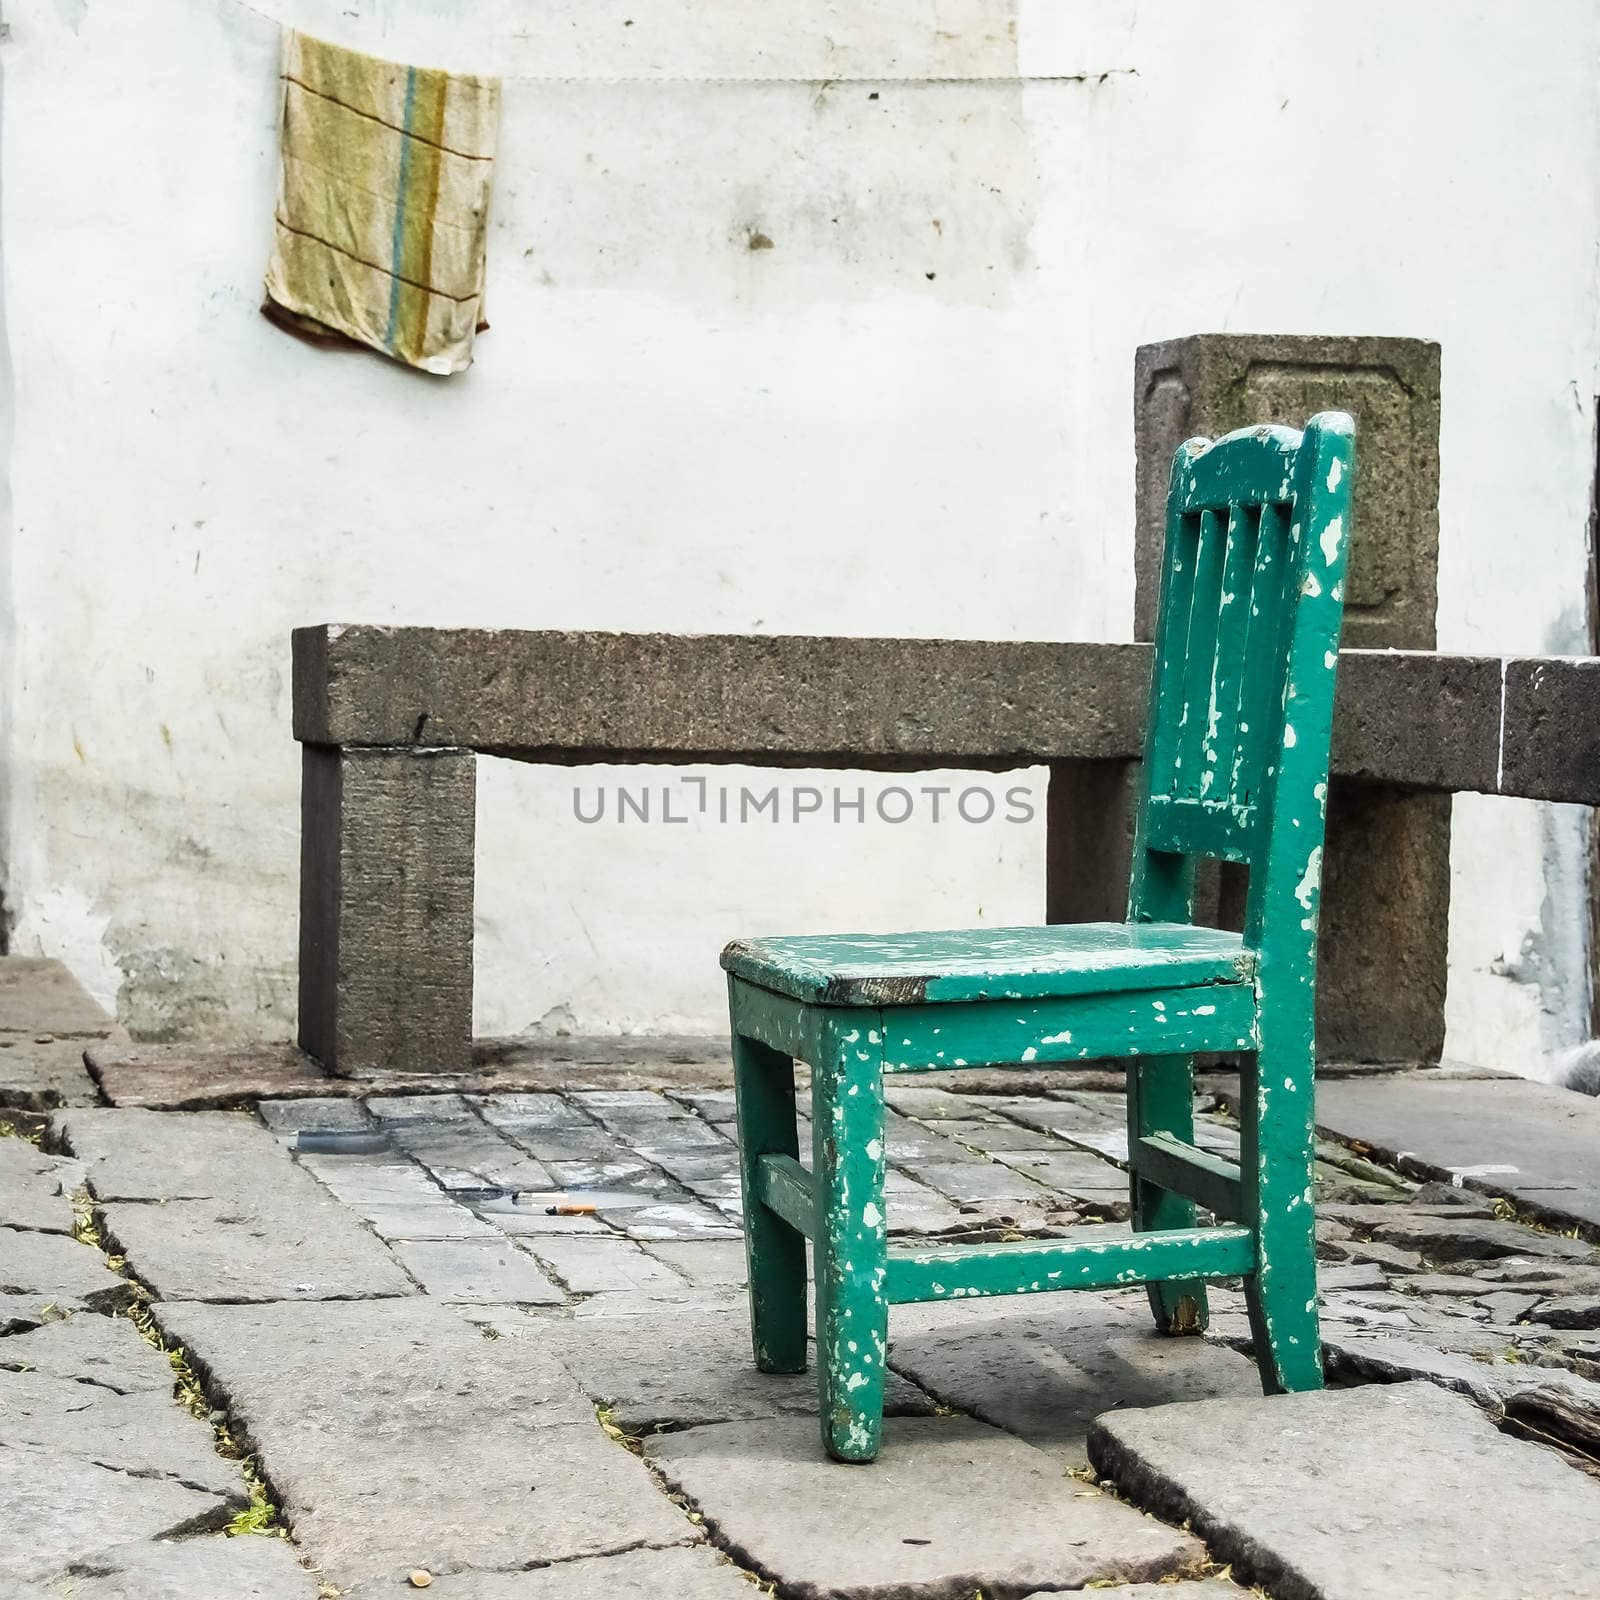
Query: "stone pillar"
1133 335 1441 650
1045 760 1138 924
298 745 477 1077
1134 334 1447 1064
1049 337 1447 1060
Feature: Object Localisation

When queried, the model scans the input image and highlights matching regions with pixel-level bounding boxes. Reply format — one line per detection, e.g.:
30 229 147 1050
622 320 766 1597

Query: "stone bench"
292 623 1599 1077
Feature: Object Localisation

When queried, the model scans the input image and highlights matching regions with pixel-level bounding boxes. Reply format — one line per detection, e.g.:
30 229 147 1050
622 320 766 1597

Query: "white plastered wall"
0 0 1593 1064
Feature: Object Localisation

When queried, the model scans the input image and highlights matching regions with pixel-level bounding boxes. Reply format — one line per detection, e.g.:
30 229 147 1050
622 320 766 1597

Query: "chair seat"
721 921 1256 1007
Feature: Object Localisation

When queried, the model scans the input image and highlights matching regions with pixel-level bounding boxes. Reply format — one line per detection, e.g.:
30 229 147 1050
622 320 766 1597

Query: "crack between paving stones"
1088 1428 1298 1600
399 1534 712 1584
281 1135 450 1301
17 1126 296 1546
591 1401 779 1593
0 1358 133 1396
555 1091 715 1232
71 1452 246 1502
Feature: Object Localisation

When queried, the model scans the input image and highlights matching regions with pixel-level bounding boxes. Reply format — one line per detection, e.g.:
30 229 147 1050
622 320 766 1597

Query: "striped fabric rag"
263 32 501 375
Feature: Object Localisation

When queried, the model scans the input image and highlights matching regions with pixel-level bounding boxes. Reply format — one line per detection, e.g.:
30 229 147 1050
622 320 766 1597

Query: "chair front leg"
732 1027 807 1374
1127 1052 1210 1334
1240 1035 1324 1393
812 1016 889 1463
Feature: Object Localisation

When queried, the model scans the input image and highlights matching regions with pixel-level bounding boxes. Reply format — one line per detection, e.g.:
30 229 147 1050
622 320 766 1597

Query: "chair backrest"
1128 413 1355 979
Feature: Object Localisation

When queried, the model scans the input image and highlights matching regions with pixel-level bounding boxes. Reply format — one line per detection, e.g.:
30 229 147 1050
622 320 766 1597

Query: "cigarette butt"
548 1202 598 1216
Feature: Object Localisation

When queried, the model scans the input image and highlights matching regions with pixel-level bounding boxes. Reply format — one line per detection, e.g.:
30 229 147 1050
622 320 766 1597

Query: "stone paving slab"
99 1194 416 1303
0 1306 176 1393
887 1296 1264 1466
1323 1328 1600 1413
1310 1074 1600 1232
55 1108 295 1201
477 1203 614 1237
0 1365 244 1501
389 1236 564 1303
364 1546 763 1599
295 1150 456 1206
614 1198 742 1239
1090 1380 1600 1600
86 1044 349 1110
1023 1583 1250 1599
360 1202 503 1242
0 1441 234 1584
646 1414 1203 1600
258 1094 377 1136
0 958 114 1038
640 1239 749 1288
572 1286 746 1320
545 1308 936 1430
23 1533 322 1599
156 1298 696 1592
0 1139 79 1233
88 1039 736 1109
0 1290 87 1333
1368 1209 1598 1264
0 1038 98 1111
0 1225 131 1310
57 1109 418 1300
518 1234 690 1295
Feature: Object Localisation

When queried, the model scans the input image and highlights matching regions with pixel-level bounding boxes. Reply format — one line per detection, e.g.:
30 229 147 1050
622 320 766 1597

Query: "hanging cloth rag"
264 32 501 375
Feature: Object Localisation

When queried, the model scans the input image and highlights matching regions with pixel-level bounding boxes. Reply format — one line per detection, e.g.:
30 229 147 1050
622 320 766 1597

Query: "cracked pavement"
6 969 1600 1596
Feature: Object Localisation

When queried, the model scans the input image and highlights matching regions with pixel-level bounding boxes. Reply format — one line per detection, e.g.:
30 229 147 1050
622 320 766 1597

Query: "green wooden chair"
722 412 1355 1462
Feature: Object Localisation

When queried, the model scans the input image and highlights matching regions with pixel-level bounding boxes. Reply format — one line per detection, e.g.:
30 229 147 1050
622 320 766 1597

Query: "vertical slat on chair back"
1129 416 1355 963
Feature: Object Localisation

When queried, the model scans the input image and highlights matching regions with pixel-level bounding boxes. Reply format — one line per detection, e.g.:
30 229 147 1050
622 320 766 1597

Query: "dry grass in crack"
596 1403 645 1458
594 1404 715 1538
123 1293 285 1536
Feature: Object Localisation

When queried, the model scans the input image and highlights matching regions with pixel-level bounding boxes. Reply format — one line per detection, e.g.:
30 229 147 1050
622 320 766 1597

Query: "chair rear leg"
732 1030 807 1374
812 1029 889 1463
1240 1046 1324 1392
1127 1052 1209 1334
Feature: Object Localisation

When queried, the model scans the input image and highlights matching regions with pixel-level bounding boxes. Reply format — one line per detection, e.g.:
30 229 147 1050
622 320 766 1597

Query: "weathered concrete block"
299 745 476 1076
294 625 1151 767
1135 334 1440 650
1317 782 1450 1063
1046 768 1449 1063
295 625 1600 799
1502 655 1600 804
1330 650 1499 792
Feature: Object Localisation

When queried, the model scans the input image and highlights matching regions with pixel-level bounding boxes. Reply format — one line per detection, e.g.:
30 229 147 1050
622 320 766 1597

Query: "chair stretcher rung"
1133 1132 1244 1222
885 1222 1254 1304
755 1152 816 1238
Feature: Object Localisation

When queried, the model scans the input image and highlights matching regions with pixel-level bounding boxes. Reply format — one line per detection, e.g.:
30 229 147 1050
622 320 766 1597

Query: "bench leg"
812 1025 890 1463
1127 1053 1209 1334
1240 1045 1324 1392
732 1031 807 1375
